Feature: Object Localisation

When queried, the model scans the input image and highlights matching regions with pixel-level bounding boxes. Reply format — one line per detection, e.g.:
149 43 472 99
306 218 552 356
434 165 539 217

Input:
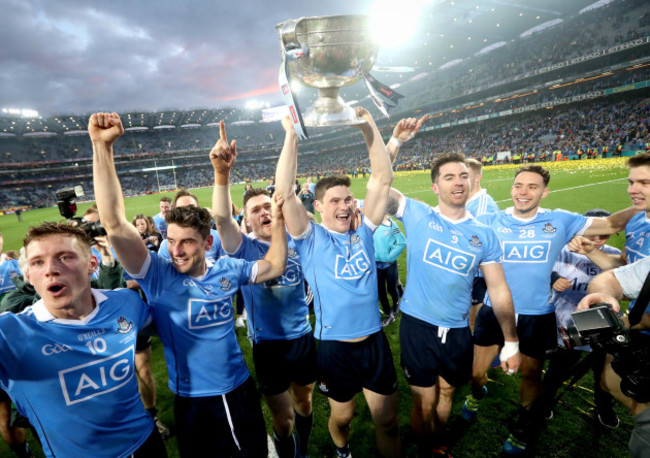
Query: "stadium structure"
0 0 648 211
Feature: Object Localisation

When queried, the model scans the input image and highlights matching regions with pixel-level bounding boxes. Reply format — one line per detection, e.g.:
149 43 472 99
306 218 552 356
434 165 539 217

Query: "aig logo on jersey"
59 346 134 406
265 256 301 288
335 250 371 280
423 239 476 276
502 241 551 263
188 297 233 329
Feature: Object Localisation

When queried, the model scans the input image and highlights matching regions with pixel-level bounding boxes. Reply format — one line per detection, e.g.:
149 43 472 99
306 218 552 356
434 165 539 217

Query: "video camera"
56 186 107 242
559 303 650 403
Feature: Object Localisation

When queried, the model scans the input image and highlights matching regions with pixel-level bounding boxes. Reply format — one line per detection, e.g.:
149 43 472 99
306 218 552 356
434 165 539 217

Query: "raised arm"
583 207 638 236
254 196 288 284
480 263 521 373
210 121 243 254
568 236 626 270
90 112 149 274
274 116 309 237
357 108 393 226
386 115 427 164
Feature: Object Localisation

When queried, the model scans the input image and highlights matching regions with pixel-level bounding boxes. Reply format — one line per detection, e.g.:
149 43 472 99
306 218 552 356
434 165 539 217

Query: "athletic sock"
10 442 31 458
273 430 297 458
335 444 351 458
471 384 487 400
294 410 313 456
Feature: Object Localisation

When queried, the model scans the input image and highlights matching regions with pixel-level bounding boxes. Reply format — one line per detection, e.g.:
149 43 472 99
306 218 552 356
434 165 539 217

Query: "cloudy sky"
1 0 385 116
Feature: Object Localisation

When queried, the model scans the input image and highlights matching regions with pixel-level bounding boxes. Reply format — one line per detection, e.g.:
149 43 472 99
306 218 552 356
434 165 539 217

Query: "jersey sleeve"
558 209 589 240
480 226 503 265
614 256 650 300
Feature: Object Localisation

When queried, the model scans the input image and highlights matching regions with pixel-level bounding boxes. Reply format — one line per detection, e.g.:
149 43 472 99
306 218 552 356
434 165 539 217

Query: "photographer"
579 256 650 458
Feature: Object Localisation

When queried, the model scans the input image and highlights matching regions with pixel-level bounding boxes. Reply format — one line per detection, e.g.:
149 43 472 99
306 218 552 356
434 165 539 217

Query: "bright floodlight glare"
290 80 303 93
370 0 422 48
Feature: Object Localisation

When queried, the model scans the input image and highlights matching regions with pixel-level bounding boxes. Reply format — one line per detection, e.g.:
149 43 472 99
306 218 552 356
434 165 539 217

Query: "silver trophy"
277 15 379 127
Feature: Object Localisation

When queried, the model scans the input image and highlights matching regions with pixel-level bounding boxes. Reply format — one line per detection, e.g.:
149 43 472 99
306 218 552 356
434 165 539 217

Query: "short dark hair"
315 175 351 202
430 152 467 183
160 196 172 204
514 164 550 186
243 188 270 213
172 189 199 208
627 152 650 169
165 206 212 240
24 221 91 255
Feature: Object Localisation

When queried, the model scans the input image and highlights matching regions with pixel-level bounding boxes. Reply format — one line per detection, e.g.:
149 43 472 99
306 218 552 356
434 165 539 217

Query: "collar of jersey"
32 289 108 324
432 205 473 224
505 206 547 222
190 258 215 282
467 188 488 202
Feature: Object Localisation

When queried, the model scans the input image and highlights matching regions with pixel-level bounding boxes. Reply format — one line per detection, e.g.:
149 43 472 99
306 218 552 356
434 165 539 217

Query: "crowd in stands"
1 92 648 210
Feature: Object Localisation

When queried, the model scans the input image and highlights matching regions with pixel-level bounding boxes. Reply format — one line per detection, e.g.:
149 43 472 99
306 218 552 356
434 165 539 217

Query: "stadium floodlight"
370 0 423 48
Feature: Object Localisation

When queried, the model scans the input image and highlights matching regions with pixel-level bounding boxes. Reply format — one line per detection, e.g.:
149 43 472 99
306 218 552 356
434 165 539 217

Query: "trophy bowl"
277 15 379 127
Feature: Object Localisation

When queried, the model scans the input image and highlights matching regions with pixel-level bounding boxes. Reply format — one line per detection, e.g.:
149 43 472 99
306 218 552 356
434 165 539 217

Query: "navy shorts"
473 306 557 359
136 334 152 352
471 276 488 306
174 377 267 457
252 333 317 396
400 313 473 388
317 331 398 403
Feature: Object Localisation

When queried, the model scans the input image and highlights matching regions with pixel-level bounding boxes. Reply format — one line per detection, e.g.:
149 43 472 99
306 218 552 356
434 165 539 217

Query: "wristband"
389 137 404 148
500 341 519 362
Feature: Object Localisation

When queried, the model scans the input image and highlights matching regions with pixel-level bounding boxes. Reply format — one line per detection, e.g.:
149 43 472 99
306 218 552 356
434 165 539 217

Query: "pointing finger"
219 120 228 144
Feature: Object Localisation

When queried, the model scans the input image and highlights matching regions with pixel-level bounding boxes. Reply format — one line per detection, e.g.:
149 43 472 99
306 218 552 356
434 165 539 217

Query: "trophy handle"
278 18 308 59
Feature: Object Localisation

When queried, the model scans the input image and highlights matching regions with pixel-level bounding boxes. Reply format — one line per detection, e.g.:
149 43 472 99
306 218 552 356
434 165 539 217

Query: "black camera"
56 186 85 220
560 303 650 403
79 220 107 240
56 186 107 242
558 304 628 350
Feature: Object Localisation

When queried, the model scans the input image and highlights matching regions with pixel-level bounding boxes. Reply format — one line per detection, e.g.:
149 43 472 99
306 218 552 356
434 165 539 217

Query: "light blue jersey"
159 228 222 263
129 251 255 397
229 234 310 343
552 245 621 349
466 189 499 217
293 220 381 341
153 213 167 239
397 197 503 328
0 258 21 295
374 218 406 266
623 211 650 326
478 207 591 315
0 289 153 458
624 212 650 264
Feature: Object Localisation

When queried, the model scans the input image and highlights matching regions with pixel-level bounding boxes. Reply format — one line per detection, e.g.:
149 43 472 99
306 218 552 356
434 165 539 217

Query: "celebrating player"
210 120 316 458
91 112 288 457
385 150 520 457
471 164 636 454
275 109 400 458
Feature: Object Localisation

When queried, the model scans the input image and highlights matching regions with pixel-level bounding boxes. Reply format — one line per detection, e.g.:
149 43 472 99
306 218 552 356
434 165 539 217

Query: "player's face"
585 234 610 249
315 185 355 233
511 171 549 217
25 234 96 319
160 201 171 216
166 224 212 276
627 165 650 212
135 218 147 234
245 194 273 242
432 162 470 209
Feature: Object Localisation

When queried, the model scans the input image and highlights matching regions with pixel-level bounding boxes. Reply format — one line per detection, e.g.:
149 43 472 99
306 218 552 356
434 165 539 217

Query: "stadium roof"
0 0 624 136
